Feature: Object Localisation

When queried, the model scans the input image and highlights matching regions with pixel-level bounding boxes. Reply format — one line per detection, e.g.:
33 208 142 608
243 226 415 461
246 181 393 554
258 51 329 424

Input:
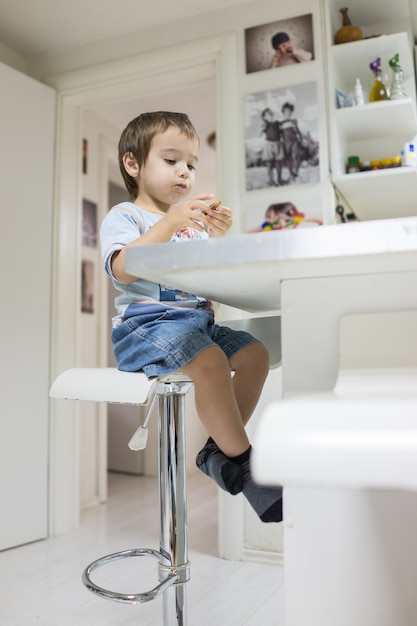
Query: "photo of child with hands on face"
270 31 312 68
245 14 314 74
100 111 283 524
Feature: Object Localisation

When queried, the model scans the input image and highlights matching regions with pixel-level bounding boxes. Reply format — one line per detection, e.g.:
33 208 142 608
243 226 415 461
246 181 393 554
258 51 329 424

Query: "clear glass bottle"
389 53 407 100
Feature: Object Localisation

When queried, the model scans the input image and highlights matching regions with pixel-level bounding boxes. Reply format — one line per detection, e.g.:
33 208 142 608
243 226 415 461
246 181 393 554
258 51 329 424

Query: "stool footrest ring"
82 548 177 605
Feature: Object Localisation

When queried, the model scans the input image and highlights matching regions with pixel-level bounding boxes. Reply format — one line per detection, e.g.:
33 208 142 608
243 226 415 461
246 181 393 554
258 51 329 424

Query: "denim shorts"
111 305 258 377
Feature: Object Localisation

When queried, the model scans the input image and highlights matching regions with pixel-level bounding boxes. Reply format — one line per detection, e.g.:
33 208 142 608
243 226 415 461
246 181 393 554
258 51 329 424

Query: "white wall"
79 109 120 507
0 62 55 549
0 41 27 73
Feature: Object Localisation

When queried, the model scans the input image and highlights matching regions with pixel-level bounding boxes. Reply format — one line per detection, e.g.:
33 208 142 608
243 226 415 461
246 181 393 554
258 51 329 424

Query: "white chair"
252 377 417 626
50 368 193 625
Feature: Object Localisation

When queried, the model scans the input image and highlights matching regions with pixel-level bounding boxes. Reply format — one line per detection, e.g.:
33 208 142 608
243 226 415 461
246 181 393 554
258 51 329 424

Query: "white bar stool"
252 381 417 626
50 367 193 626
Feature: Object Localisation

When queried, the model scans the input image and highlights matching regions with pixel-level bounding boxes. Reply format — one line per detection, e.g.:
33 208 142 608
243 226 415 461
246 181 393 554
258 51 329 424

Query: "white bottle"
354 78 365 106
402 142 416 167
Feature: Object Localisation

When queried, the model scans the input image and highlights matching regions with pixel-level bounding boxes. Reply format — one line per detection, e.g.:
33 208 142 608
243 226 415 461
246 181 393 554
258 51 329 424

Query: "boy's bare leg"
229 341 270 426
181 343 282 523
181 341 270 455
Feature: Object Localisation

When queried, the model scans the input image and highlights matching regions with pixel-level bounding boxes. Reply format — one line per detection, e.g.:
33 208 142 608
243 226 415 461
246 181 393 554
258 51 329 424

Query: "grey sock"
241 459 283 523
196 438 244 495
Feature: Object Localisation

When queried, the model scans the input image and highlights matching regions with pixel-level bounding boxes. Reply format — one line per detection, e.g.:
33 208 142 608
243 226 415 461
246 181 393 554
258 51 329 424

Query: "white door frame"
47 33 243 557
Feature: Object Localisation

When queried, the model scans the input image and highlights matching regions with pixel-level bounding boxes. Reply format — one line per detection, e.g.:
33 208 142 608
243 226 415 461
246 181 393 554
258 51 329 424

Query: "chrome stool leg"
81 378 193 626
157 380 193 626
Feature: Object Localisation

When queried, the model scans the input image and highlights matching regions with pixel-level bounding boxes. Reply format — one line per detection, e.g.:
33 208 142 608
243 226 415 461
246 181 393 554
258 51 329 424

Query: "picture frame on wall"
82 198 97 248
245 194 323 234
81 259 94 314
245 14 314 74
244 81 320 191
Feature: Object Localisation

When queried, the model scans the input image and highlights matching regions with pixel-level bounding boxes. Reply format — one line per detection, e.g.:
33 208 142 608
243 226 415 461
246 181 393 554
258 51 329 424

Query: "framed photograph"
245 195 323 233
82 198 97 247
81 259 94 314
245 14 314 74
82 138 88 174
244 82 320 191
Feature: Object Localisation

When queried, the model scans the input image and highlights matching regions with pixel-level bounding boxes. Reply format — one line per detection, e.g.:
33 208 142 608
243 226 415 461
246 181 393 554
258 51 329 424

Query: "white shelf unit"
332 32 416 99
326 1 417 221
335 166 417 220
335 98 417 142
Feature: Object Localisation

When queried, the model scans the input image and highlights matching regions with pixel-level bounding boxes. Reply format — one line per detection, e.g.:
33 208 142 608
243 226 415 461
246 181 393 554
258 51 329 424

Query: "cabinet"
326 1 417 220
0 63 55 550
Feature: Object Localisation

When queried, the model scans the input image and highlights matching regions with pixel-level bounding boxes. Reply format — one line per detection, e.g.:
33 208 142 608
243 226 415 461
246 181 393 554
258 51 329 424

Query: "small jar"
370 159 380 170
391 155 402 168
346 155 360 173
379 158 392 169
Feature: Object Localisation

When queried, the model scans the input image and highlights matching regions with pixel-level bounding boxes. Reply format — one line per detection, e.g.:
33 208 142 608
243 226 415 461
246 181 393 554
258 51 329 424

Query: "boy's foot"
196 438 244 495
241 459 283 523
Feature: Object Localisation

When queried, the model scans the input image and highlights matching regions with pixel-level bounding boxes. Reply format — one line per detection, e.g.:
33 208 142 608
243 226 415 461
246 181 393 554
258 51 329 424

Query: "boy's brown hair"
118 111 199 200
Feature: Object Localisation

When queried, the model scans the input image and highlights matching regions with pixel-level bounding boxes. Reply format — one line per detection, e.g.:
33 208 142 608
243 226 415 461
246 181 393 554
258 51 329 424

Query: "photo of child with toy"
246 199 323 233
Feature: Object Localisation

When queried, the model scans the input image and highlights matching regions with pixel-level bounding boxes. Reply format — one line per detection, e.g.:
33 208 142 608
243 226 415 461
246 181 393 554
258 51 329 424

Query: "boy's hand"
168 194 215 232
206 202 232 237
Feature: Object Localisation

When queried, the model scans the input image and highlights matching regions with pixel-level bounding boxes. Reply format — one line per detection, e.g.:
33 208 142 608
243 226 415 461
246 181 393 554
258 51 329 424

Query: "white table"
126 216 417 626
126 216 417 393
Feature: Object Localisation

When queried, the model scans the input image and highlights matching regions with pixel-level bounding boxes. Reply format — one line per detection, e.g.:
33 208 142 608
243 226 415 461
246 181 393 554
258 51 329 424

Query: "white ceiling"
0 0 251 60
3 0 417 63
2 0 417 63
0 0 221 177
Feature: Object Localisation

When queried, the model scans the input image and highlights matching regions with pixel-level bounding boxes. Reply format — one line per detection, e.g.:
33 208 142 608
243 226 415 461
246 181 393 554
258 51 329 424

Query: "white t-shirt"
100 202 211 322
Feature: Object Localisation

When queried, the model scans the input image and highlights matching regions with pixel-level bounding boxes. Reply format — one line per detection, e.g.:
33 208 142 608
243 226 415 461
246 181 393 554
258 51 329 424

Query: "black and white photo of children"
244 82 320 191
245 14 314 74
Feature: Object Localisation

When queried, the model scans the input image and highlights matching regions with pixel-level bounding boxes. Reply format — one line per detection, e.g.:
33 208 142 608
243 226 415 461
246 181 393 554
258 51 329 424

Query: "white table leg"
280 270 417 625
281 271 417 394
284 487 417 626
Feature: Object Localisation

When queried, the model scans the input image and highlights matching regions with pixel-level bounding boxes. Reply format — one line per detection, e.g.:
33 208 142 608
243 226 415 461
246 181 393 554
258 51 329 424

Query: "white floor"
1 471 283 625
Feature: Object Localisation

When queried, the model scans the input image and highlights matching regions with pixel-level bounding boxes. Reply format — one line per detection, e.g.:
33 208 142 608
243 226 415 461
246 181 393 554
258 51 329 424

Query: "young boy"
100 111 282 523
260 107 283 186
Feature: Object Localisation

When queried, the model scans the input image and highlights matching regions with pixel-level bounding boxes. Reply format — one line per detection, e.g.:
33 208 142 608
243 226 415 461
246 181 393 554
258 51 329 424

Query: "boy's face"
137 127 199 210
276 40 294 56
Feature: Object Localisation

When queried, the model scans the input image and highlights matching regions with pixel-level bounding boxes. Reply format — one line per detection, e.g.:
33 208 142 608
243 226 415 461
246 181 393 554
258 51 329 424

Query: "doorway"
79 79 217 502
48 33 242 548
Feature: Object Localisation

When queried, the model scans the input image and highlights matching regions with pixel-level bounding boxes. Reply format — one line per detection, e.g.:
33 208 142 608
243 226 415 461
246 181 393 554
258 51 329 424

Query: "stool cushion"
50 368 193 405
50 368 156 405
